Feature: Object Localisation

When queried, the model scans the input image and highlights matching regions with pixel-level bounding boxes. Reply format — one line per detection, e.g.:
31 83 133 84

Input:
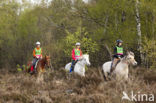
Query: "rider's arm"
121 48 124 58
72 49 76 60
33 49 36 57
114 47 117 55
41 48 43 58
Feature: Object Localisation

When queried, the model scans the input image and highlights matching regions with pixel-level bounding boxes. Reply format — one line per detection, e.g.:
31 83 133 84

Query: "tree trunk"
104 44 112 60
135 0 144 65
103 15 112 60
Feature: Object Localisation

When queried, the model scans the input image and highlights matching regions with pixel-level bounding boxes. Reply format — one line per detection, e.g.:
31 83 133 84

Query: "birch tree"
135 0 144 64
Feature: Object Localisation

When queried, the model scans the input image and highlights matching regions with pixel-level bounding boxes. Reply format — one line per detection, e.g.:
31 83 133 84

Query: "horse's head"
125 51 137 66
45 55 51 68
82 54 91 66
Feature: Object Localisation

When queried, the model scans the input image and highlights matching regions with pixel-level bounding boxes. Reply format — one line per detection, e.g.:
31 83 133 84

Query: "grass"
0 67 155 103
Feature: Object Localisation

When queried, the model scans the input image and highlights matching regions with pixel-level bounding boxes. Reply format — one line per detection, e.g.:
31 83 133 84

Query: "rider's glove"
118 56 121 60
36 56 40 59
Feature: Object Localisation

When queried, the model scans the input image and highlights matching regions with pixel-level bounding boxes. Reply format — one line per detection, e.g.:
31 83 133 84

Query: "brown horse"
27 55 51 74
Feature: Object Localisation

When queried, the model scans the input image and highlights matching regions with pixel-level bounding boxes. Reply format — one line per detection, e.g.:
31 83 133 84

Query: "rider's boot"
69 65 74 73
34 67 37 73
30 66 34 74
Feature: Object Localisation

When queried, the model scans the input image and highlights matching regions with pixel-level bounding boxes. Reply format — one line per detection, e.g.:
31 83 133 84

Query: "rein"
76 57 86 66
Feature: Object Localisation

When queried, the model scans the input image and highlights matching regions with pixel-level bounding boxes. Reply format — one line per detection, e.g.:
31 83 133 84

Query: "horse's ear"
129 51 134 56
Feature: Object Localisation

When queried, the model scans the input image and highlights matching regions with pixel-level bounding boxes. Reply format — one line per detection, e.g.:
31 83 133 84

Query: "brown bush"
0 67 155 103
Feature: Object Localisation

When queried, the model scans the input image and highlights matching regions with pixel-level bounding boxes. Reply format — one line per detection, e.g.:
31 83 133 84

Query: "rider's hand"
118 57 121 59
78 57 83 61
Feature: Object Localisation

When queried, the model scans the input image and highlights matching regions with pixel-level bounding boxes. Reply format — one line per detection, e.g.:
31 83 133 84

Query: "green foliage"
142 37 156 69
17 64 22 72
63 27 99 56
0 0 156 69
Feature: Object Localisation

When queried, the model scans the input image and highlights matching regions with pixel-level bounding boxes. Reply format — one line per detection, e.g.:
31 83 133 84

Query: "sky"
18 0 89 4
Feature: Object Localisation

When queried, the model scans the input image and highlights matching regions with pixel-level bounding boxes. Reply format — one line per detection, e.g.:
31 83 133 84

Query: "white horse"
102 51 137 80
65 54 91 77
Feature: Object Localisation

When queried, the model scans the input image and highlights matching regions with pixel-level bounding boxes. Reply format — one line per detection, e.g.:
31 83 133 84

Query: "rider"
110 39 124 74
69 42 83 72
30 41 42 73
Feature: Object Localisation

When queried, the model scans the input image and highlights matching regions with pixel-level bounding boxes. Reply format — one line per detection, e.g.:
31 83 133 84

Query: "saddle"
111 58 121 72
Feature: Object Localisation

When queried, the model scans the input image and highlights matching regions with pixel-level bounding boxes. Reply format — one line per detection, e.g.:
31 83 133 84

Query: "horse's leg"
124 74 129 81
82 67 85 77
116 74 122 81
42 67 45 73
104 72 109 81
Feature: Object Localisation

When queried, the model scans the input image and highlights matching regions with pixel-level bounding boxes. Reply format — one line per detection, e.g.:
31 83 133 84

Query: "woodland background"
0 0 156 69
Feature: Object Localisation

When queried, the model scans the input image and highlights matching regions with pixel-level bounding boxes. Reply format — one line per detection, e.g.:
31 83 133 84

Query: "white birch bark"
135 0 144 64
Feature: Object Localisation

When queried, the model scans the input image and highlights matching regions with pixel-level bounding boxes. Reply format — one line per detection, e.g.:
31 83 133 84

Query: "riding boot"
34 67 37 73
30 66 34 74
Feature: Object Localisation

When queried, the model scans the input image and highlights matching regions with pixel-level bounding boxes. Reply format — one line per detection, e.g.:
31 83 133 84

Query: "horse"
27 55 51 74
102 51 137 81
65 54 91 77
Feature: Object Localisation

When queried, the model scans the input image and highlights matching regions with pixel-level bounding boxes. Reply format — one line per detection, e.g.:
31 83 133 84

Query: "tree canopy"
0 0 156 69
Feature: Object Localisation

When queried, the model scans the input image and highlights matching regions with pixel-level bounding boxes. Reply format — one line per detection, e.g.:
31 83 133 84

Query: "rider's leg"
110 58 118 74
31 58 37 72
70 60 77 72
70 60 75 72
116 59 120 66
34 58 39 73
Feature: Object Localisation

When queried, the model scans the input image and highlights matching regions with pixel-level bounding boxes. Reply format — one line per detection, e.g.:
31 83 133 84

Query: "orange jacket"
33 47 42 57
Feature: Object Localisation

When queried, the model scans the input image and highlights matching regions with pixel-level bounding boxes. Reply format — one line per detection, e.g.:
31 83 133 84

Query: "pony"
27 55 51 74
65 54 91 77
102 51 137 80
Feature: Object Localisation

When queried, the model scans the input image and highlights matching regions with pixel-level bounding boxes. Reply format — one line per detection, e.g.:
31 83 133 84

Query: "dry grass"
0 67 155 103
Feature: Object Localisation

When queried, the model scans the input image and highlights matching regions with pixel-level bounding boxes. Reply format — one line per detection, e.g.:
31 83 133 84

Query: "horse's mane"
83 54 89 56
82 54 89 58
129 51 134 56
121 51 135 62
76 54 89 64
121 56 127 61
39 56 47 65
